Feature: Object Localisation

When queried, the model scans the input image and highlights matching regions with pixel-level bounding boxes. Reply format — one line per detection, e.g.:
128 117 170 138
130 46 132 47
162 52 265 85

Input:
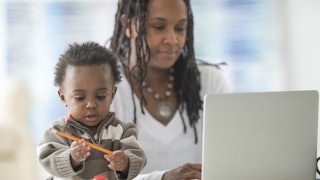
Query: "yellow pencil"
50 128 113 155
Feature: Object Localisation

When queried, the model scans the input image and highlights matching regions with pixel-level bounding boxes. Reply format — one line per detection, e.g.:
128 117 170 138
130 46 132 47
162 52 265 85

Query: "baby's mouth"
86 115 98 122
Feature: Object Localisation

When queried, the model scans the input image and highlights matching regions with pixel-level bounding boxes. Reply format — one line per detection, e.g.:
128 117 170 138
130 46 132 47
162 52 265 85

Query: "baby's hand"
70 139 91 168
104 150 128 172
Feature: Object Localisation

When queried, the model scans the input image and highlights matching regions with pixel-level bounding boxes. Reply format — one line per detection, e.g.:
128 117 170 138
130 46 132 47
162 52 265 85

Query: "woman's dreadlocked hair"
108 0 202 144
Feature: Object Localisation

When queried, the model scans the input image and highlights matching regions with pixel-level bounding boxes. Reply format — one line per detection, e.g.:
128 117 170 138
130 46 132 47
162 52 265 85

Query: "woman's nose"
164 29 178 44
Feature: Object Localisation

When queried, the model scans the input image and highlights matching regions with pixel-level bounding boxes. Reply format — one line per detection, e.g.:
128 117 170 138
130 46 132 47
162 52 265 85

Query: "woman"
109 0 229 179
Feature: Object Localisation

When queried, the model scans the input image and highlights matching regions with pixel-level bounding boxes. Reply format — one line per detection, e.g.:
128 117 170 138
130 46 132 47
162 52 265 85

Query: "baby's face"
59 64 116 130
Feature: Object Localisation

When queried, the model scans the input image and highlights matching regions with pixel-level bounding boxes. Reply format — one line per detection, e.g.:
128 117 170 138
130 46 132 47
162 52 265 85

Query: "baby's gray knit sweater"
37 112 146 180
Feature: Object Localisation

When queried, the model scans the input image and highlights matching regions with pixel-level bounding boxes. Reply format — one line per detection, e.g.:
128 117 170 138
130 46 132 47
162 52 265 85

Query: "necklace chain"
142 69 175 121
142 69 174 101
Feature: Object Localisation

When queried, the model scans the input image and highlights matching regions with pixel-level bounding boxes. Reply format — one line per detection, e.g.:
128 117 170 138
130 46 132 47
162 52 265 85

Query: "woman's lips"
159 51 177 58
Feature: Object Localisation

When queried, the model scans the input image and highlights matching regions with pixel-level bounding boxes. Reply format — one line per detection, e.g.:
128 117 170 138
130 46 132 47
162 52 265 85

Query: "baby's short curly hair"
54 41 121 87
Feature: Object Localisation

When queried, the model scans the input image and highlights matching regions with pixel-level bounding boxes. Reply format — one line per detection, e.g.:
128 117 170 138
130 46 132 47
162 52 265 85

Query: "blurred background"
0 0 319 179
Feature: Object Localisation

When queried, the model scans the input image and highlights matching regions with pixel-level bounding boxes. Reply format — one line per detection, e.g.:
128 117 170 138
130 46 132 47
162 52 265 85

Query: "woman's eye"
152 26 165 30
176 26 187 32
97 96 106 100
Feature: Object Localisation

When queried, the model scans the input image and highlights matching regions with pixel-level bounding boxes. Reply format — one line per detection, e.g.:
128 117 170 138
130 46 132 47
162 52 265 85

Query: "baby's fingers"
71 139 91 161
104 153 128 171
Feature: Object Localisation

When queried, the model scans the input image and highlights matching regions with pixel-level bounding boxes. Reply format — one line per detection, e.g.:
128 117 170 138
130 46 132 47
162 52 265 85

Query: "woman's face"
145 0 188 70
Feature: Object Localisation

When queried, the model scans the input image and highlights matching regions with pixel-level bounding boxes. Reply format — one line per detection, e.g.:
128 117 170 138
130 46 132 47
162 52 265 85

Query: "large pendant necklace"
155 101 175 121
142 69 175 121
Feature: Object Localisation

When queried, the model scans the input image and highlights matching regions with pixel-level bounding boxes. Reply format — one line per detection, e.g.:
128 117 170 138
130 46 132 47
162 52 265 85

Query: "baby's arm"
117 122 147 179
37 126 88 177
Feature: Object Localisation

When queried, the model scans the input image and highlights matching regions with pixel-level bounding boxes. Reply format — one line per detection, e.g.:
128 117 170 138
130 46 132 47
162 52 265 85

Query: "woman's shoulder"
196 59 230 94
196 60 226 73
196 60 227 81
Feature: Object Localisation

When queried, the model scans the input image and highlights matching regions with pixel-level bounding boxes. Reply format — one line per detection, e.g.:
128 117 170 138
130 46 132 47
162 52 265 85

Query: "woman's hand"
162 163 202 180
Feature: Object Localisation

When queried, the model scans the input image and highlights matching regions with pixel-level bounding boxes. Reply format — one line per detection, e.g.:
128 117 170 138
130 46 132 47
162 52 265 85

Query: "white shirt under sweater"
110 63 230 180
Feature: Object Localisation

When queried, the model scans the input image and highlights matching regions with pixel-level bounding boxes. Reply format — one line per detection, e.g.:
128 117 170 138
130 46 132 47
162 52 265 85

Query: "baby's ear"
58 89 67 106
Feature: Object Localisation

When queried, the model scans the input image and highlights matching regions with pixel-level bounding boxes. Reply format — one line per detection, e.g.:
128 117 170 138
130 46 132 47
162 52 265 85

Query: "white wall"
284 0 320 91
283 1 320 177
0 3 6 79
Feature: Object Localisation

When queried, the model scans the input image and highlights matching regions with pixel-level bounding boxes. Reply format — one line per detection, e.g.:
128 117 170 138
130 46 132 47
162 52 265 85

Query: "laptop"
202 90 319 180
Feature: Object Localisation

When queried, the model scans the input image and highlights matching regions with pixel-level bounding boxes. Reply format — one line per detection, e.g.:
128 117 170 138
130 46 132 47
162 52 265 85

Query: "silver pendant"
155 101 175 121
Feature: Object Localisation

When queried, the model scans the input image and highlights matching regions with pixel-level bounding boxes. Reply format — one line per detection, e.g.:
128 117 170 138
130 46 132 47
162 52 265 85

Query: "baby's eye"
97 95 106 100
74 96 85 101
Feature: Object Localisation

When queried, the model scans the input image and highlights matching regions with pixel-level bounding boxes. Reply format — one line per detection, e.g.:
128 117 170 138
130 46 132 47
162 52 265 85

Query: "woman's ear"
110 86 117 104
120 14 126 26
112 86 117 98
58 89 67 107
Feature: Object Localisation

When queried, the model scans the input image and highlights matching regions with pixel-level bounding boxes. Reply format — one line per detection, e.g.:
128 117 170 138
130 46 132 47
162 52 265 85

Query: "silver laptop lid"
202 90 319 180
